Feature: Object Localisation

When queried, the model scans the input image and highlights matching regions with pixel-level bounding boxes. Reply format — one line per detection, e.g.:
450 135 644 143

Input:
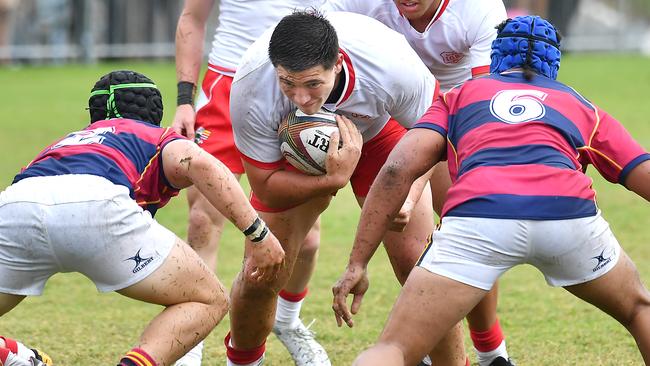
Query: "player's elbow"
382 161 408 187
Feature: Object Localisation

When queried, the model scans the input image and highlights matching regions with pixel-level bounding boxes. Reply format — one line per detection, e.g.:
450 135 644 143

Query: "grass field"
0 54 649 365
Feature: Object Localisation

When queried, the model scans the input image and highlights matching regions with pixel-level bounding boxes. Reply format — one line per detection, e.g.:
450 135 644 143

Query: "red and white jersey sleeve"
230 11 436 167
322 0 507 91
208 0 325 76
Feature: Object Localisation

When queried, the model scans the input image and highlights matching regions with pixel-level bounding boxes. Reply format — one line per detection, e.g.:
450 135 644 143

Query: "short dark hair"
88 70 163 125
269 10 339 72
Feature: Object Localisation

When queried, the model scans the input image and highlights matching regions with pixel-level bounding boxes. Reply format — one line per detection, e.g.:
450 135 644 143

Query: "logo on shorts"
194 127 211 145
591 249 612 272
440 51 465 64
125 249 154 274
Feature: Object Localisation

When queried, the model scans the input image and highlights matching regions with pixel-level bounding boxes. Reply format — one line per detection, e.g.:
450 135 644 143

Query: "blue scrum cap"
490 15 561 79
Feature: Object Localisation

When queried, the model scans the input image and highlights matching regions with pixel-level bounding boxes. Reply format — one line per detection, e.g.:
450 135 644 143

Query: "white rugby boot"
272 319 330 366
174 341 203 366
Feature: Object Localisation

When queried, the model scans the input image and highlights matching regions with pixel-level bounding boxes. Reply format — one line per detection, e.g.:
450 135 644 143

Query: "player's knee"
188 203 225 231
238 273 286 298
621 289 650 329
203 281 230 319
311 194 333 213
299 230 321 258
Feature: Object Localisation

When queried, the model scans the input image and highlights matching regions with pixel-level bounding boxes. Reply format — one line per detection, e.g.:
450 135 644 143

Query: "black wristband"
243 216 268 243
251 226 269 243
177 81 195 106
243 217 262 236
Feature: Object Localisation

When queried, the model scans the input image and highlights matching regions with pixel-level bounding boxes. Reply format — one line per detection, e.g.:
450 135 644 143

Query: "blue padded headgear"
490 16 561 79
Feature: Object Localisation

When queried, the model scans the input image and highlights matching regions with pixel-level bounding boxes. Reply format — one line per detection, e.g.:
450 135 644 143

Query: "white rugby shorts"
0 175 176 295
417 212 621 290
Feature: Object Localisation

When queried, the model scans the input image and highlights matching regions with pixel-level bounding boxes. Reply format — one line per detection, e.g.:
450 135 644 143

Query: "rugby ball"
278 108 339 175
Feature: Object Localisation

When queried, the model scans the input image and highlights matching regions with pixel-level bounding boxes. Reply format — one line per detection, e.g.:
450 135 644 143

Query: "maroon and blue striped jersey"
14 119 186 216
415 71 650 219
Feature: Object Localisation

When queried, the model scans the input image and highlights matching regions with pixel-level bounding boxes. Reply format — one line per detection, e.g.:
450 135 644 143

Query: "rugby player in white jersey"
322 1 511 364
172 1 330 365
226 10 468 366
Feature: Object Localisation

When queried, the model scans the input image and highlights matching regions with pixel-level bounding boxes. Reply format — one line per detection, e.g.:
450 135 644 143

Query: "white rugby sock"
226 356 264 366
476 340 509 366
275 290 306 329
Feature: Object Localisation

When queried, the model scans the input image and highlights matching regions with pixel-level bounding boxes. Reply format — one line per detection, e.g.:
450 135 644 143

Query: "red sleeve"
584 109 650 184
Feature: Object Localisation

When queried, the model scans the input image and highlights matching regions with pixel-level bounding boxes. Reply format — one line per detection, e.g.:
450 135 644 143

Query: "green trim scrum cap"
88 70 163 125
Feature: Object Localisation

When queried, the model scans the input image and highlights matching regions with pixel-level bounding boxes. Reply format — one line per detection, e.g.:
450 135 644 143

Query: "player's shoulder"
444 0 506 24
233 27 274 82
328 10 410 51
326 10 394 31
446 0 505 13
322 0 395 18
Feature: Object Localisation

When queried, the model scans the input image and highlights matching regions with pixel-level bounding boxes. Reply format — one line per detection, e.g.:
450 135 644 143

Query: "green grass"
0 55 649 365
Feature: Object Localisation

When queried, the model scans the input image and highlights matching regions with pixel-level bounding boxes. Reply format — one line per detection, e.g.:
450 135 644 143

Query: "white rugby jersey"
231 11 437 166
208 0 325 76
322 0 507 91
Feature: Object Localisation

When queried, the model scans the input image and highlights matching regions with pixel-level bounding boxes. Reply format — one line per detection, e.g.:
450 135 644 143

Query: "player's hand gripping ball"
278 108 340 175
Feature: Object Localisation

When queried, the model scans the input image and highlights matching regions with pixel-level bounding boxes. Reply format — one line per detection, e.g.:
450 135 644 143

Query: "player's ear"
334 53 344 74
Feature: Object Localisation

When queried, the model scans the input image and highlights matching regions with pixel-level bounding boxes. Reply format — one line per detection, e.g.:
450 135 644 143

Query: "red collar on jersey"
397 0 450 32
335 48 356 107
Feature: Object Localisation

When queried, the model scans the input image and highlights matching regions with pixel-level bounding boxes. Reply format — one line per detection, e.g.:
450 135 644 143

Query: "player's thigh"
259 196 329 259
466 282 499 330
118 238 226 306
429 161 452 217
0 293 25 316
564 250 650 325
377 187 435 283
380 267 486 365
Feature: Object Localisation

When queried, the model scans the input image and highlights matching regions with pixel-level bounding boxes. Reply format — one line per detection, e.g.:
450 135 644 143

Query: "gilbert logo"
440 51 464 64
591 249 612 273
125 249 154 274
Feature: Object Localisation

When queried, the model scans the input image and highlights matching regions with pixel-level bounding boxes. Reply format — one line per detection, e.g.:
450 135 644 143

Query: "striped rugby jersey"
13 119 185 216
415 71 650 219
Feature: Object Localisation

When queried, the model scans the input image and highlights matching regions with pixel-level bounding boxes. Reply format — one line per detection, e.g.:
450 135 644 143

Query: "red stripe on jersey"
432 0 450 23
433 79 440 102
36 144 140 184
0 347 10 364
337 48 356 106
455 122 581 168
239 153 284 170
443 165 595 217
0 338 17 354
208 62 237 75
471 65 490 77
422 0 451 31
